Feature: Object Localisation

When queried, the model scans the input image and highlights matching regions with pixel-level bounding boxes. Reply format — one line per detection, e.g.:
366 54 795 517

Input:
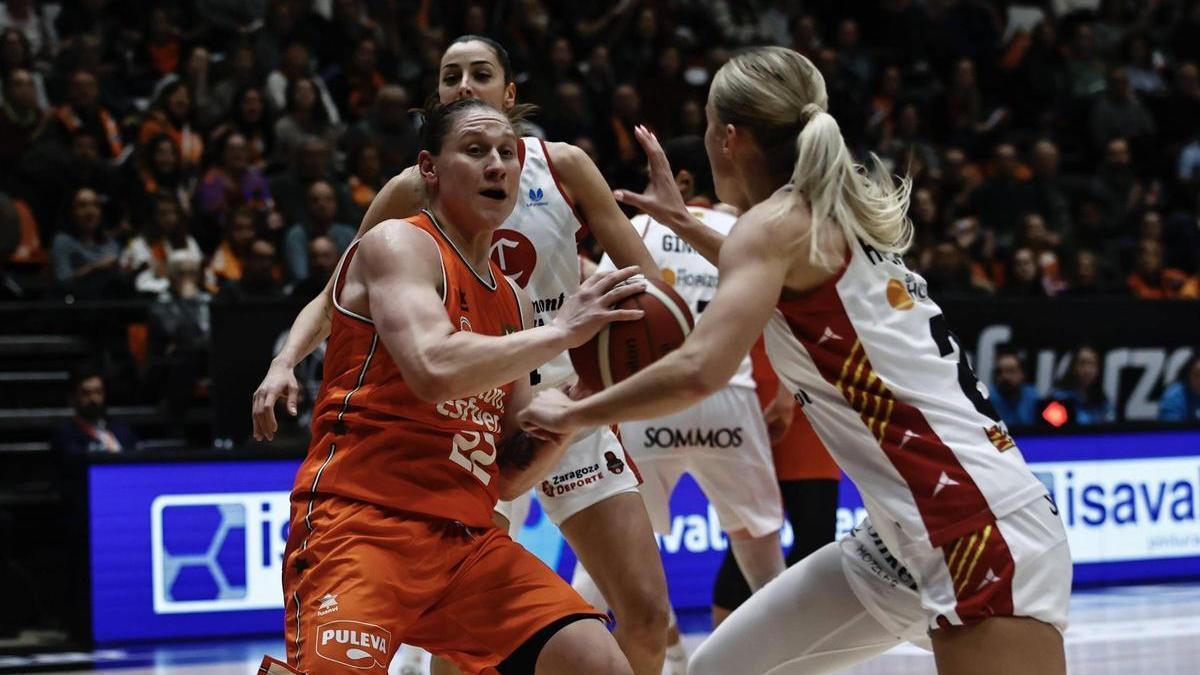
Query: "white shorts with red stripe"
844 493 1071 636
496 425 641 526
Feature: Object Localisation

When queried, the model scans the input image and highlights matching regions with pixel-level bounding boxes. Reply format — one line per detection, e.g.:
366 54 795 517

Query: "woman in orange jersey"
710 337 841 626
260 99 645 675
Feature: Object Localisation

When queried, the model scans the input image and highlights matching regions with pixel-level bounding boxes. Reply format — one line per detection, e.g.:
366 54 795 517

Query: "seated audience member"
282 179 354 282
195 132 275 238
1159 354 1200 422
50 187 125 298
215 238 285 301
206 205 259 293
289 235 339 300
148 250 211 418
989 351 1041 428
1050 345 1116 425
1127 238 1199 299
121 194 201 296
52 366 138 455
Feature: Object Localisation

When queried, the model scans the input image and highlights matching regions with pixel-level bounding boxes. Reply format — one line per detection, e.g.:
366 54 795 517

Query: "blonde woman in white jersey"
251 36 670 675
520 46 1071 675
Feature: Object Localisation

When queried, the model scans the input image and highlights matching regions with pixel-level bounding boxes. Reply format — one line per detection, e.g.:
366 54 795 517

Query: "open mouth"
479 188 507 201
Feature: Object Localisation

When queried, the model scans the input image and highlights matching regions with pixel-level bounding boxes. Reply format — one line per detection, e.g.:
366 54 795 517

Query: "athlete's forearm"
664 210 725 266
496 431 569 500
403 325 571 403
272 290 334 369
568 342 722 428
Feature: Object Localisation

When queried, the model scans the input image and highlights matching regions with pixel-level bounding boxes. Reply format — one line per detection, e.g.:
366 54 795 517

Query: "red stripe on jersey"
940 522 1016 625
610 424 643 485
776 281 996 547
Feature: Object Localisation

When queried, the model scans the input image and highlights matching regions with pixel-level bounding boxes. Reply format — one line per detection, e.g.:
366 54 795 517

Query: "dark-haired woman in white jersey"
520 46 1071 675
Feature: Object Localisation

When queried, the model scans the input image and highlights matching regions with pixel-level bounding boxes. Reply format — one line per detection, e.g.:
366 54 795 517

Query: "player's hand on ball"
519 388 579 438
613 125 689 227
251 360 300 441
552 266 645 348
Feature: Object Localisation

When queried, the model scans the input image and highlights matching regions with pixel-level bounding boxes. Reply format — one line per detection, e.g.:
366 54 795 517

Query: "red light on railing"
1042 401 1069 428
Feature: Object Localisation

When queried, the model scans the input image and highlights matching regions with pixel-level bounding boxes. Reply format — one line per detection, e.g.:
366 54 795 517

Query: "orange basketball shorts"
281 495 603 674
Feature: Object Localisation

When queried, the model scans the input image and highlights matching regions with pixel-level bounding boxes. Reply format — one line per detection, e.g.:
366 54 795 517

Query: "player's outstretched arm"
614 126 726 265
363 221 647 403
519 207 790 435
251 168 427 441
546 140 662 280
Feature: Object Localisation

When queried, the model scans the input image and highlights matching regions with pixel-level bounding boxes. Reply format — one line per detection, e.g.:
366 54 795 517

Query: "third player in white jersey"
599 206 783 552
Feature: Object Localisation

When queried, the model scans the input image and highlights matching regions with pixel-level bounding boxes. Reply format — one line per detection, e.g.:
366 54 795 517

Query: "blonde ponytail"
788 105 912 270
711 47 913 270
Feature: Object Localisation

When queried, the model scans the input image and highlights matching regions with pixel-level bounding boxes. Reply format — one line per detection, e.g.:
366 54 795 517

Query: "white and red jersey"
598 205 754 390
763 237 1046 549
488 137 587 391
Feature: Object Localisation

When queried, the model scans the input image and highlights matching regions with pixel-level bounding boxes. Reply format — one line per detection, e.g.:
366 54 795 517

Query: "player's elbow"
405 363 455 404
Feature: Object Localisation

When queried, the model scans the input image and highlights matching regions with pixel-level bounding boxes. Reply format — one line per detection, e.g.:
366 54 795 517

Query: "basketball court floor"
4 582 1197 675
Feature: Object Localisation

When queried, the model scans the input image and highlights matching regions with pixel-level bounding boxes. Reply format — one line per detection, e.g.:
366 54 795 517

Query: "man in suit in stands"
52 366 138 455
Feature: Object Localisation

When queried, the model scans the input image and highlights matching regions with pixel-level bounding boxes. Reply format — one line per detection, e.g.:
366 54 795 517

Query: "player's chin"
475 190 517 225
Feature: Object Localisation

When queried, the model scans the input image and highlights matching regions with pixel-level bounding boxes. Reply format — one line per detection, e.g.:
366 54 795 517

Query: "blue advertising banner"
88 431 1200 643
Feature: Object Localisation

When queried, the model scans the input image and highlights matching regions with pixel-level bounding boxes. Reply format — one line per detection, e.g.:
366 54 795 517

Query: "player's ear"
722 123 737 159
417 150 437 187
503 82 517 110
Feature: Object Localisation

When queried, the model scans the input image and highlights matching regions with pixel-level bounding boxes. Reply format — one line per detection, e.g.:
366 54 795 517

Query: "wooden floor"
8 583 1199 675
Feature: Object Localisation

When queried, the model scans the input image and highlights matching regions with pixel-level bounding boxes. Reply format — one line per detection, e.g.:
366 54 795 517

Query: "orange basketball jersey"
292 210 525 528
750 337 841 482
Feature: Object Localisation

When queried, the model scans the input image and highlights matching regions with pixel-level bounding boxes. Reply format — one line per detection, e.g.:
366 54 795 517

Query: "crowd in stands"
1 0 1198 440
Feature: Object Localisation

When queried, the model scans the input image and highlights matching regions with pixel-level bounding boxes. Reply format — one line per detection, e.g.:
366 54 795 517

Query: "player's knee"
616 592 670 648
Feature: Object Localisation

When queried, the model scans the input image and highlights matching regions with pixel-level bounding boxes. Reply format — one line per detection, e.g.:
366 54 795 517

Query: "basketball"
570 278 695 391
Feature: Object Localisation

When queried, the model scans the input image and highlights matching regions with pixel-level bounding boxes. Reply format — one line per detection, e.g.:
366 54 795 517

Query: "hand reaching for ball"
519 387 579 438
551 266 646 348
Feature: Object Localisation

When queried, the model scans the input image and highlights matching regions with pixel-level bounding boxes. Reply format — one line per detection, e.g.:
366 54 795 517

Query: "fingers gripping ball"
570 277 694 391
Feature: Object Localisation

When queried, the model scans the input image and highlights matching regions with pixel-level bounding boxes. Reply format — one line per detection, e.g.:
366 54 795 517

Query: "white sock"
664 608 688 675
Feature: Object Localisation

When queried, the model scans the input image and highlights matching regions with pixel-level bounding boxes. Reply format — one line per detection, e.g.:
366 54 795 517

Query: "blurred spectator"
127 134 195 230
48 70 123 160
50 187 125 298
970 143 1036 238
1015 213 1065 294
326 36 386 122
1159 62 1200 148
273 77 340 167
206 205 258 292
341 84 417 177
1064 21 1107 99
138 80 204 173
53 366 138 456
989 351 1040 428
1158 353 1200 423
216 238 285 301
269 135 352 228
1122 32 1166 97
1050 345 1115 425
266 42 341 126
209 85 274 172
0 68 47 187
0 27 48 108
2 191 43 267
1001 246 1049 297
0 0 54 61
209 45 261 125
137 6 183 83
196 132 276 242
1127 238 1199 299
121 194 202 296
1063 249 1111 295
289 235 339 300
147 249 210 419
601 83 644 189
922 240 990 297
346 140 383 216
284 180 353 282
1090 67 1155 151
1028 139 1077 239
